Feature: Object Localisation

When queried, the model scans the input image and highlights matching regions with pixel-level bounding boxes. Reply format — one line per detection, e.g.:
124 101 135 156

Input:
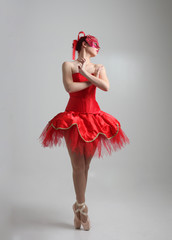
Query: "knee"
85 164 90 172
72 162 85 174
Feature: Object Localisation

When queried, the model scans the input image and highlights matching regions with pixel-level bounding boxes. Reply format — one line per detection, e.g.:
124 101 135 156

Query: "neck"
77 49 91 64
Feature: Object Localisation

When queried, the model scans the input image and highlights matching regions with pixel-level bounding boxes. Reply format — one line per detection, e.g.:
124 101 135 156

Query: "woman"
39 31 130 231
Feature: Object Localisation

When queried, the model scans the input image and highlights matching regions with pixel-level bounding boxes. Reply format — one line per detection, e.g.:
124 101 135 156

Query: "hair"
75 36 87 53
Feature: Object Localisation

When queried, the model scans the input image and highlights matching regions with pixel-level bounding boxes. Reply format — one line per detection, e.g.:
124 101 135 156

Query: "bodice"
65 72 101 113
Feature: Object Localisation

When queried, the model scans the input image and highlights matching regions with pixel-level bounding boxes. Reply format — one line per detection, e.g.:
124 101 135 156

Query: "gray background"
1 0 172 239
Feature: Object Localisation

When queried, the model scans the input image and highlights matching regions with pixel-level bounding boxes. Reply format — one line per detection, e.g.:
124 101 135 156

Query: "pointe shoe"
72 202 81 229
75 201 91 231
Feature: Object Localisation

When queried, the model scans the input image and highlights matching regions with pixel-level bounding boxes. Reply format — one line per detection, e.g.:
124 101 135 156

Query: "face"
85 35 100 53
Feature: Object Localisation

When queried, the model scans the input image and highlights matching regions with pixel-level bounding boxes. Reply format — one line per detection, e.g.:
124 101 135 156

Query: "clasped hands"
77 57 103 78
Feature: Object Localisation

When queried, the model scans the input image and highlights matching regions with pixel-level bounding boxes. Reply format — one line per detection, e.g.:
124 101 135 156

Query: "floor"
3 182 172 240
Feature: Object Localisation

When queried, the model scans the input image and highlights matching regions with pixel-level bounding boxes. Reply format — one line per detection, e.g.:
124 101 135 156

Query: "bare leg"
64 136 86 221
84 155 93 193
84 143 97 193
66 144 86 203
64 136 96 223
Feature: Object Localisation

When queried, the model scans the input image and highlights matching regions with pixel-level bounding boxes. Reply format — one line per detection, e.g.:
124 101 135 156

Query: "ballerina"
39 31 130 230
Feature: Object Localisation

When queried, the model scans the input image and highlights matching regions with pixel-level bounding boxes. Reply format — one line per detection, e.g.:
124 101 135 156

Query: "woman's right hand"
95 65 103 77
77 57 87 74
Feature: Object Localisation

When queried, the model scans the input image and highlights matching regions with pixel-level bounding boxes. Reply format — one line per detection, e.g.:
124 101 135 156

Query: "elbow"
65 86 71 93
104 84 110 91
67 87 75 93
65 84 72 93
66 87 72 93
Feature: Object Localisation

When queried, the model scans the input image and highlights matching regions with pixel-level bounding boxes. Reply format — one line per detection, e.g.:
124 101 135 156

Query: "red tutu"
39 73 130 158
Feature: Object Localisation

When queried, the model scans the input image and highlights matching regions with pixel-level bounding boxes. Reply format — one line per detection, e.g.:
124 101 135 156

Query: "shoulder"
62 61 73 68
95 63 103 67
62 61 73 74
94 63 106 72
62 61 77 72
94 63 104 68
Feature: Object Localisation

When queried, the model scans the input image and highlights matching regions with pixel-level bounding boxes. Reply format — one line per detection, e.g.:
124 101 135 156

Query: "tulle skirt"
39 110 130 158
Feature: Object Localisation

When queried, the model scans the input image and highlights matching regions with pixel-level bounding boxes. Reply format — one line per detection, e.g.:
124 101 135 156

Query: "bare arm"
81 65 110 91
62 62 92 93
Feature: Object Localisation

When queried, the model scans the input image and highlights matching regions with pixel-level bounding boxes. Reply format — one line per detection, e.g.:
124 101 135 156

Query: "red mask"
85 35 100 50
72 31 100 60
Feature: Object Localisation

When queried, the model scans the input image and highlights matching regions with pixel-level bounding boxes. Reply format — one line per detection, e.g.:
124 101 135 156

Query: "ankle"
76 200 85 206
77 201 85 204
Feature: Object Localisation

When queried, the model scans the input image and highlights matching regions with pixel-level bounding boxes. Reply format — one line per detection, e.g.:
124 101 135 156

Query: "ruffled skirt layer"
39 110 130 158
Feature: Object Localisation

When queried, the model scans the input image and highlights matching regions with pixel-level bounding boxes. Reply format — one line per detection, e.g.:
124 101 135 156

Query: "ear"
82 41 87 48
